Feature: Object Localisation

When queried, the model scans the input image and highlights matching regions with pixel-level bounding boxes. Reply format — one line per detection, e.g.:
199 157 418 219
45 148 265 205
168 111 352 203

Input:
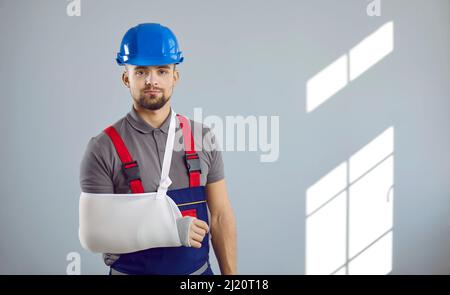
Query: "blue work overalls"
103 111 212 275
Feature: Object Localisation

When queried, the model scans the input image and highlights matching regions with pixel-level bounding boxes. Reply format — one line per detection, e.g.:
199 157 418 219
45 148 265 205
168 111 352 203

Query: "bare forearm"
210 212 237 275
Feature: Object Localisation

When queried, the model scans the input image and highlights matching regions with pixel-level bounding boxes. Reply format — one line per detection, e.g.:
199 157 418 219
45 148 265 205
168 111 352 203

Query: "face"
122 64 179 111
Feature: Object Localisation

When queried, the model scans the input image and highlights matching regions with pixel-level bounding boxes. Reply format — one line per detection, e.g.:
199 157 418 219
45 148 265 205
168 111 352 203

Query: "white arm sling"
78 110 193 254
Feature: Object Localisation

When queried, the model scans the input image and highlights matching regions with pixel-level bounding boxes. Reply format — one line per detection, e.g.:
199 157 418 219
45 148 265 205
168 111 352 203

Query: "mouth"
144 90 161 94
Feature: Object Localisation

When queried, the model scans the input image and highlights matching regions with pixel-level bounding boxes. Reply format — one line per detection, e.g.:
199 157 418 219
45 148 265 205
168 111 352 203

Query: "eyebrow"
133 65 171 70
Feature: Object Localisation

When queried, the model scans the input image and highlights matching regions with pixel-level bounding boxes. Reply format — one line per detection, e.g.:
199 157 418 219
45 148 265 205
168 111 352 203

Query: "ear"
122 70 130 88
173 68 180 86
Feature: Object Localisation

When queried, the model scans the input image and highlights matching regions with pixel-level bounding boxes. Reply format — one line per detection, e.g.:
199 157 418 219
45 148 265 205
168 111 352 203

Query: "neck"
133 102 171 129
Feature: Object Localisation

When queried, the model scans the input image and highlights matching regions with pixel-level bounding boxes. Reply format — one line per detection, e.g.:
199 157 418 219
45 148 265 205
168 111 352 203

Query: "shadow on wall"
304 21 395 275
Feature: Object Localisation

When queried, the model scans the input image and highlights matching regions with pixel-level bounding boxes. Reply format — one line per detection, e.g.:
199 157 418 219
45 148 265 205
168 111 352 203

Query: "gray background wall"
0 0 449 274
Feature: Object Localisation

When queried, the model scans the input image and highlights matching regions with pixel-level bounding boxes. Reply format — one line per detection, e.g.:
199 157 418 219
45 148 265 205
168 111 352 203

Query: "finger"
103 254 120 266
104 253 119 259
193 219 209 233
192 226 206 236
190 240 202 248
191 232 205 243
192 224 208 236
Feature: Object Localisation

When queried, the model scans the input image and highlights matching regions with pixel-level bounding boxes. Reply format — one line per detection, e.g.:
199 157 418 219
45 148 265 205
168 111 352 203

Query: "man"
79 23 237 275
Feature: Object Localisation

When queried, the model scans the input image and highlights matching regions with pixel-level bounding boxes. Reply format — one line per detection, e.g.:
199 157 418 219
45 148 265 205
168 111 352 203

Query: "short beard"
136 93 170 111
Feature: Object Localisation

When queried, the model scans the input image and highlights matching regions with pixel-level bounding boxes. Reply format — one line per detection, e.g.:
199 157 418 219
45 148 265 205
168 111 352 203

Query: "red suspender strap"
176 114 201 187
104 126 144 194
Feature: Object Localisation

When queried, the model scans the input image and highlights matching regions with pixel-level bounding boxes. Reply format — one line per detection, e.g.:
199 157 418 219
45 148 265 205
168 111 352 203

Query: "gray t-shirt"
80 107 224 194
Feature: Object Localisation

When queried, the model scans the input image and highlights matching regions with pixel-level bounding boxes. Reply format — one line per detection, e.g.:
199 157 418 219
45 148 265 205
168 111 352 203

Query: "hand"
103 253 120 266
189 218 209 248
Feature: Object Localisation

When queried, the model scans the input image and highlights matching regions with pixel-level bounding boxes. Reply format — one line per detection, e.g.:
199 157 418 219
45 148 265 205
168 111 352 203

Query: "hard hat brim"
116 55 184 67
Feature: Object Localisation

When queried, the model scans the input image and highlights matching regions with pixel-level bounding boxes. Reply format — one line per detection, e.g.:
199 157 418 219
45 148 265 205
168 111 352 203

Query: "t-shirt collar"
126 106 172 134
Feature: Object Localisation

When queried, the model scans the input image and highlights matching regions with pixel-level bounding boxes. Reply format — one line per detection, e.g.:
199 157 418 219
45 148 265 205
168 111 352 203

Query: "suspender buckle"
122 160 141 182
185 153 201 173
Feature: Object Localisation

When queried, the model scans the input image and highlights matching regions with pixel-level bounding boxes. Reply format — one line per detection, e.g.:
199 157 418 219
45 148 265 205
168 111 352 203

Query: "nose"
145 72 159 86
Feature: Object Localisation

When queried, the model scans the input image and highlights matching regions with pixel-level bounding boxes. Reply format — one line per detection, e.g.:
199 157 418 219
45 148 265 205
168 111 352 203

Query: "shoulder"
183 117 218 143
188 119 213 137
182 117 221 156
184 118 225 182
84 116 128 156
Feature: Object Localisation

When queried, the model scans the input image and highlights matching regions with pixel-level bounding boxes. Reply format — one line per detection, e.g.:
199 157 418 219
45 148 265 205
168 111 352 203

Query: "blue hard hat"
116 23 184 66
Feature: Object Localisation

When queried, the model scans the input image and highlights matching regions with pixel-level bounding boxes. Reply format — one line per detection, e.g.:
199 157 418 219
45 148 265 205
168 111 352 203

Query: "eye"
135 71 145 76
158 70 168 75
